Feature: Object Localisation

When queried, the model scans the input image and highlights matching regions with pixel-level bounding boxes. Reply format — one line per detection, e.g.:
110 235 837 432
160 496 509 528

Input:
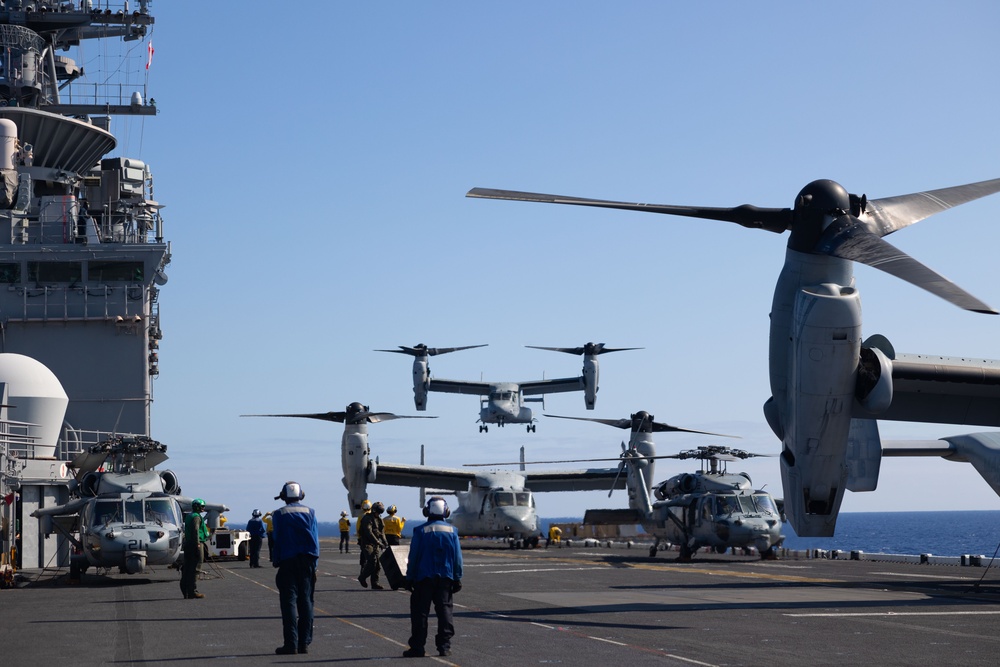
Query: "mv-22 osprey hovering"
378 343 640 432
245 402 626 545
470 176 1000 537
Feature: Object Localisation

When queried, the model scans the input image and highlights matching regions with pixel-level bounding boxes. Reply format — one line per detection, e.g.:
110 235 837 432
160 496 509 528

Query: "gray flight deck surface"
5 539 1000 666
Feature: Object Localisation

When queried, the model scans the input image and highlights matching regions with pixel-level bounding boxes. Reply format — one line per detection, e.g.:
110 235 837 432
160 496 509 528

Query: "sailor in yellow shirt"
383 505 405 545
338 510 351 553
546 524 562 548
263 511 274 559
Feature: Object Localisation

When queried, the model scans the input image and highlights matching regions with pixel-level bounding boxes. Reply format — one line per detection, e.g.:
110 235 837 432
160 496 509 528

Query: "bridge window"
0 262 19 283
28 261 82 283
89 260 143 282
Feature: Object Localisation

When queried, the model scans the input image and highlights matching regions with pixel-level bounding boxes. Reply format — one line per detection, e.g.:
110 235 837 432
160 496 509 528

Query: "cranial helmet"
275 481 304 502
371 501 385 515
387 505 397 515
340 510 348 517
191 498 205 511
361 499 372 511
423 496 450 519
252 509 262 518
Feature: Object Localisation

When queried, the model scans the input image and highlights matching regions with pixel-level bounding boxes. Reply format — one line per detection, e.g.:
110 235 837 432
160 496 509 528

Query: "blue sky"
117 2 1000 524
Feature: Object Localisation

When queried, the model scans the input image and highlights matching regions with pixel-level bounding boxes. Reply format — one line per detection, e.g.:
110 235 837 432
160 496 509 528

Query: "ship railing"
11 283 148 322
57 81 152 109
26 210 160 246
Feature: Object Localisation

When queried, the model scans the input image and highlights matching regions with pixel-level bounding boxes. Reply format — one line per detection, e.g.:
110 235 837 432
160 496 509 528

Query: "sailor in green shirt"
180 498 208 599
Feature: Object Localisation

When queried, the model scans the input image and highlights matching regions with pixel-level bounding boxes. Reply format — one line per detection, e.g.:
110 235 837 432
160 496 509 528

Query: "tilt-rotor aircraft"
469 177 1000 537
372 445 625 547
245 402 625 543
378 343 640 432
242 402 434 515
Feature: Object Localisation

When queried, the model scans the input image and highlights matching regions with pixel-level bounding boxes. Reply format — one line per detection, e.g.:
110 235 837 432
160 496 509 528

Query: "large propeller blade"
467 188 793 233
242 401 436 425
465 445 772 467
526 342 642 356
545 412 739 438
817 220 996 313
375 343 487 357
469 177 1000 314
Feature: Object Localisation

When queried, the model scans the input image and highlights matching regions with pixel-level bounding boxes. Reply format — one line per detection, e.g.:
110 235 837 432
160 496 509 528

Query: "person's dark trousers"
249 535 263 567
276 554 317 650
408 577 454 654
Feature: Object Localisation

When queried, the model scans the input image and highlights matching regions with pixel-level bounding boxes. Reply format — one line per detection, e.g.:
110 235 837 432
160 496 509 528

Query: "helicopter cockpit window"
93 500 121 525
494 492 514 507
737 496 755 514
717 496 739 515
753 494 778 515
515 492 531 507
145 499 177 525
124 499 144 524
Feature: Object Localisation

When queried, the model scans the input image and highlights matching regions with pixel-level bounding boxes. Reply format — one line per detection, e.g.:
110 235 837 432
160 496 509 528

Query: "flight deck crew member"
403 496 463 658
339 510 351 553
262 510 274 558
546 524 562 548
356 499 371 567
247 509 266 567
271 481 320 655
383 505 405 545
180 498 209 599
358 501 388 589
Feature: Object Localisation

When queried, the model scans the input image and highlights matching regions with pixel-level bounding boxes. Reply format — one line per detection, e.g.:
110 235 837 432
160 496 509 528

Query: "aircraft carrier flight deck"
4 539 1000 667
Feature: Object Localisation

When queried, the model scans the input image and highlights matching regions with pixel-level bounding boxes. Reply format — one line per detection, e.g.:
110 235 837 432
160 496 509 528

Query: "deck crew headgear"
252 509 262 518
275 481 304 502
191 498 205 511
423 496 450 519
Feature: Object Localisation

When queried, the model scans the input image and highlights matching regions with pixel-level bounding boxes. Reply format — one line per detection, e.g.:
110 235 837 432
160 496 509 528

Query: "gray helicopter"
30 436 228 578
469 178 1000 537
588 444 783 560
377 343 640 432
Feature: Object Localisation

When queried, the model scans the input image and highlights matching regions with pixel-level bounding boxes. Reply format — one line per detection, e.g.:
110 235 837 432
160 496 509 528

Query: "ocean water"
780 510 1000 557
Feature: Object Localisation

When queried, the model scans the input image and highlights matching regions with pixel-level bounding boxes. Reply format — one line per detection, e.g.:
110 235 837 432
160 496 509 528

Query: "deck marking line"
785 610 1000 617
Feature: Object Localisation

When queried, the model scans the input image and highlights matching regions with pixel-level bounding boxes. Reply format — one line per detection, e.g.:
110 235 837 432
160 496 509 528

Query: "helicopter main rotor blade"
818 221 997 314
467 188 793 234
544 413 740 438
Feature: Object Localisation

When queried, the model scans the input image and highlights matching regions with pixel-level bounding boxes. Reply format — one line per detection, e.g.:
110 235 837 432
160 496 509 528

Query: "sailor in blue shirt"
271 481 320 655
403 496 463 658
246 509 266 568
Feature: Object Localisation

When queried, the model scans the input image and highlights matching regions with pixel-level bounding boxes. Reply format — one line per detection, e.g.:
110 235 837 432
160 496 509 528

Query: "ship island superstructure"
0 1 166 572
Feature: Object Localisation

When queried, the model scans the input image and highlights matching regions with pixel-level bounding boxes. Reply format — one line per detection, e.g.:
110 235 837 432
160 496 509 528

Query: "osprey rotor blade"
375 343 487 357
864 177 1000 237
467 188 793 233
241 412 347 423
817 221 997 314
